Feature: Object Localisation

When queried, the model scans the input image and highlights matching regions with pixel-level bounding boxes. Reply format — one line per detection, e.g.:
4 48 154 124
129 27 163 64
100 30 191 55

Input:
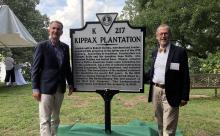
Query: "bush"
189 51 220 74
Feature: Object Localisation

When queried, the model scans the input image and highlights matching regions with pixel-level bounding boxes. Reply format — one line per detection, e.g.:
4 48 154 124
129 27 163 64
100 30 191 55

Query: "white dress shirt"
152 44 170 84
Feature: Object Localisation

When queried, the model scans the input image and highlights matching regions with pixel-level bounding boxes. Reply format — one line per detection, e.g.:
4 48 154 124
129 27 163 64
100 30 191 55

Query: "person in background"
31 20 74 136
4 52 16 86
14 63 27 85
145 24 190 136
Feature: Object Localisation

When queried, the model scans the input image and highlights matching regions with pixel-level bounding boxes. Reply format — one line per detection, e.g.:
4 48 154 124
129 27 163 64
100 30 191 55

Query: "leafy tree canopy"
120 0 220 58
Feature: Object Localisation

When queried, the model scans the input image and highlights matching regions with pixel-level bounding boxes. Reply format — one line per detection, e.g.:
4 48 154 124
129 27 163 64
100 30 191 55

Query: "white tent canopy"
0 5 37 48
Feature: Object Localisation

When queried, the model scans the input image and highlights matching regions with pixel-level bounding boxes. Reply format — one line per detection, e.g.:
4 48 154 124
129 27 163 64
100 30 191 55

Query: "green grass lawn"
0 84 220 136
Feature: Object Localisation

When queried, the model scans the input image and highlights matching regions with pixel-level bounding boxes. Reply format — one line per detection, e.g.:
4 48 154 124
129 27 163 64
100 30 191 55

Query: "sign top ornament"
96 13 118 33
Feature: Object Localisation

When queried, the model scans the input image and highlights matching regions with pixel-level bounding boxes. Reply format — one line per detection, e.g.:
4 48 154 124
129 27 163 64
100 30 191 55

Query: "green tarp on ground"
58 119 183 136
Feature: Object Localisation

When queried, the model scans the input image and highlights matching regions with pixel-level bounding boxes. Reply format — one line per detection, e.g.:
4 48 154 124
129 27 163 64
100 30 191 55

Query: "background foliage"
189 50 220 74
120 0 220 73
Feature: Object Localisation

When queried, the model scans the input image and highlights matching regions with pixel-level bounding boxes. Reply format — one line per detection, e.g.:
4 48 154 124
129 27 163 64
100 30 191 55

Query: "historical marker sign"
70 13 146 92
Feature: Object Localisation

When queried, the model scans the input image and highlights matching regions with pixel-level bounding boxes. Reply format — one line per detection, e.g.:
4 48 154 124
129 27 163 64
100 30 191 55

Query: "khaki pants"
152 86 179 136
39 90 64 136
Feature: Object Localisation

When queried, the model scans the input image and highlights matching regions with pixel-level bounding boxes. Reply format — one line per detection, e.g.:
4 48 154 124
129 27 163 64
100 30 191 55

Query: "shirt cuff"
32 89 40 93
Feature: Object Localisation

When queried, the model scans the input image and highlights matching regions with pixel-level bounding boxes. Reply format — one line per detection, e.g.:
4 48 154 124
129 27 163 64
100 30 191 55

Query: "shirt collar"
50 39 60 46
158 43 171 53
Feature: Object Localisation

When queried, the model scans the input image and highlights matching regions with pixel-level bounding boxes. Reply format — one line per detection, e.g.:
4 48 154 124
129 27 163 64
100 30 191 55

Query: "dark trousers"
5 68 15 83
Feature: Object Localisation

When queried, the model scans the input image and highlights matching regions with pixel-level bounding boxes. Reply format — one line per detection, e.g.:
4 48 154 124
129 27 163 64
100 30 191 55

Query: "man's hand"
68 85 75 96
32 91 41 101
180 100 188 107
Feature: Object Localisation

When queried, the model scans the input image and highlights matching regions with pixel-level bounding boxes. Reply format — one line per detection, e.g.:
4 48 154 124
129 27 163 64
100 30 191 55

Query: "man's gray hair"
49 20 63 30
156 24 171 34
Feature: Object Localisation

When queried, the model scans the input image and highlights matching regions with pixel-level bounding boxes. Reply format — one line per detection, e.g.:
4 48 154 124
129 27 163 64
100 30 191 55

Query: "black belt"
153 83 165 89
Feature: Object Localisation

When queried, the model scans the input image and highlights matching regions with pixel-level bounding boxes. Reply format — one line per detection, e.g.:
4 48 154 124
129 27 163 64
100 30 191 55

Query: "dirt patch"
195 130 210 136
123 101 136 108
135 95 147 102
116 95 147 108
74 100 89 108
190 95 211 98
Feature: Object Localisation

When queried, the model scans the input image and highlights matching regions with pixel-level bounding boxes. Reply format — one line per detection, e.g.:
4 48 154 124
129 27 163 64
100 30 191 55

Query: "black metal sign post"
96 89 119 133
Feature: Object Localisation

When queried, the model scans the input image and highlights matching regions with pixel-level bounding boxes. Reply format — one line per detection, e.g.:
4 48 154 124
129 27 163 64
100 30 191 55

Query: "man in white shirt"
145 24 190 136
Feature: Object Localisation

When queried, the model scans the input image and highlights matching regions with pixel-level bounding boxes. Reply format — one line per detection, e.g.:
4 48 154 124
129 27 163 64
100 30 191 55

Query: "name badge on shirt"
170 63 180 70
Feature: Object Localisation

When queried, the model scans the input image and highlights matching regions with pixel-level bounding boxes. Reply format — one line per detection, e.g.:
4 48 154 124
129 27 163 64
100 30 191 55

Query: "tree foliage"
200 51 220 73
0 0 49 81
189 50 220 74
120 0 220 58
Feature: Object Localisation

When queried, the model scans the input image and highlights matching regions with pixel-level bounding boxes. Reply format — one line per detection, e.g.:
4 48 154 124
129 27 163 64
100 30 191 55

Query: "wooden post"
214 88 217 97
